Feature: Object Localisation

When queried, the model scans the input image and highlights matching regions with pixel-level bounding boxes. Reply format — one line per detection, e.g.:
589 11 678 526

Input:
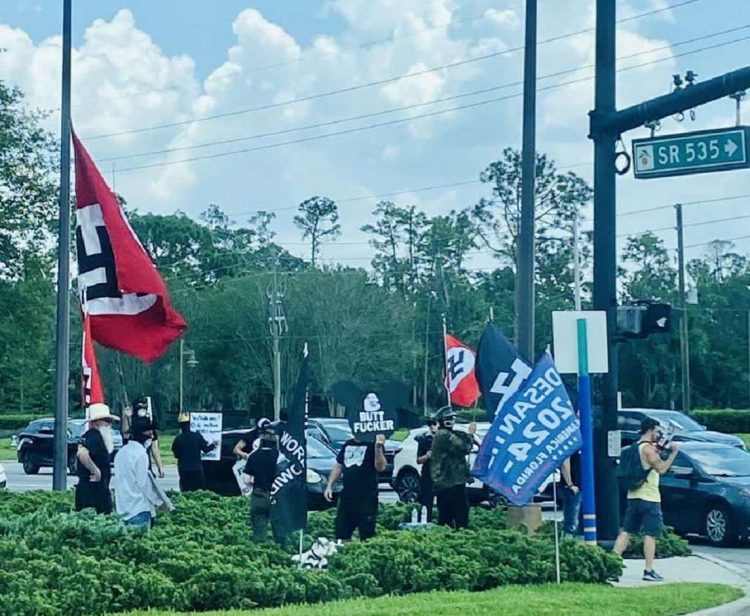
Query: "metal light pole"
590 0 619 542
590 0 750 542
517 0 537 361
179 339 197 415
267 266 288 421
573 215 582 311
675 204 691 413
52 0 73 491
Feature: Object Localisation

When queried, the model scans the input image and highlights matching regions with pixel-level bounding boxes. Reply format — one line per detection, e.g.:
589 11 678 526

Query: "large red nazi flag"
73 132 186 362
81 310 104 406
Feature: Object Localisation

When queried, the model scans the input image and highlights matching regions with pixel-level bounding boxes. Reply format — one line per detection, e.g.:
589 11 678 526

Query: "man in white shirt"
114 417 163 528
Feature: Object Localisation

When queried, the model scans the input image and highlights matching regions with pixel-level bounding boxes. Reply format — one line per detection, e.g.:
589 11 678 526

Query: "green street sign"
632 126 750 179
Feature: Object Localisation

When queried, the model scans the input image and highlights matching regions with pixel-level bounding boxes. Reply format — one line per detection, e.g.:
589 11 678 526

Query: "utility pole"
517 0 537 362
675 204 691 414
573 215 582 311
53 0 73 492
267 265 287 421
590 0 750 543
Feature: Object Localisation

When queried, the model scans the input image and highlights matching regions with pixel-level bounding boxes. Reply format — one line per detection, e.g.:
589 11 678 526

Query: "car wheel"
705 504 737 546
395 470 421 503
22 458 40 475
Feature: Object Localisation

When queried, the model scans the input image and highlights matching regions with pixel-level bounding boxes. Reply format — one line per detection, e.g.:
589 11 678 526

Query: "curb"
688 551 750 615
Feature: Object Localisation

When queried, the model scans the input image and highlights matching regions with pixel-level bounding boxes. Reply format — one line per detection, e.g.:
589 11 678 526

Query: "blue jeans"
125 511 152 529
561 487 581 536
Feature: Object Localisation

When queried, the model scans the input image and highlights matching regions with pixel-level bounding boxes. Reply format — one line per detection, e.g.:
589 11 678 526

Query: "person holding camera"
613 417 679 582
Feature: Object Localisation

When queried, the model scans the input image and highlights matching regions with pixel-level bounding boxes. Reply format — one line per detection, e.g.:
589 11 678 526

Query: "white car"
0 463 6 489
392 423 557 507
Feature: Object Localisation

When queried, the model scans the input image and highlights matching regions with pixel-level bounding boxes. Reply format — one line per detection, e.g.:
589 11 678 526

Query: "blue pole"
577 318 597 545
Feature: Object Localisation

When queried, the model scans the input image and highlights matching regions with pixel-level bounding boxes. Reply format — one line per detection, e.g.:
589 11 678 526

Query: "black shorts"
622 498 664 537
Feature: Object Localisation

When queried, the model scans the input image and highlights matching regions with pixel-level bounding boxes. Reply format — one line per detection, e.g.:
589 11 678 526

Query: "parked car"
307 417 402 485
619 442 750 546
202 429 343 510
392 423 556 507
16 418 123 475
618 409 746 450
0 463 6 489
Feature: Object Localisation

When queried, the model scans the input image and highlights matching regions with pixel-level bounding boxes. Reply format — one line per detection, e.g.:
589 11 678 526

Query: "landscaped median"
0 491 701 615
126 584 743 616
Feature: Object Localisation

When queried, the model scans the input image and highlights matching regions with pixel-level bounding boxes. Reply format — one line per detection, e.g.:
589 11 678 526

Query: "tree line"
2 80 749 424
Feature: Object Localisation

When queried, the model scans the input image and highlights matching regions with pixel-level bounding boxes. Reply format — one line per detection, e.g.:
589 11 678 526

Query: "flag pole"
441 314 451 409
552 474 561 584
299 342 309 566
53 0 73 492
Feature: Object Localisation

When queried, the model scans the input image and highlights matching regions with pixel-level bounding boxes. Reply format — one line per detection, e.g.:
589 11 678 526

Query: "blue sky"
1 0 750 270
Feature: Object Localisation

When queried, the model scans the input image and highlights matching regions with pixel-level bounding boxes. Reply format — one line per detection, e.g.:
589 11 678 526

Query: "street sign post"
632 126 749 179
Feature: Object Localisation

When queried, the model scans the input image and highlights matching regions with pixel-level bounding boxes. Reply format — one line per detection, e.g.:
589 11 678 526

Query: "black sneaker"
642 570 664 582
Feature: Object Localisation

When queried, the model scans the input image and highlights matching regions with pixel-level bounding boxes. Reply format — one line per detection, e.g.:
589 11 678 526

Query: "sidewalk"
614 554 750 615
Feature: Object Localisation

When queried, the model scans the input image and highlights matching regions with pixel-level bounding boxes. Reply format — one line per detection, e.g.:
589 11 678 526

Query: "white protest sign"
232 459 252 497
551 311 609 374
189 412 222 461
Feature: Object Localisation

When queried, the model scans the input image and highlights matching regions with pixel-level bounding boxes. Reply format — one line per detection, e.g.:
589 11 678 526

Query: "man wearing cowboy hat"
171 412 216 492
75 403 119 514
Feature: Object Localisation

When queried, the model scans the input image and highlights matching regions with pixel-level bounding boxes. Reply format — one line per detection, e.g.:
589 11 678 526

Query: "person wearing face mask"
114 416 164 528
75 403 119 514
132 396 166 478
430 407 476 530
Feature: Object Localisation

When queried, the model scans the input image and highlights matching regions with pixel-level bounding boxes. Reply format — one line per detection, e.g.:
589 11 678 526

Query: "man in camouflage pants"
430 407 476 529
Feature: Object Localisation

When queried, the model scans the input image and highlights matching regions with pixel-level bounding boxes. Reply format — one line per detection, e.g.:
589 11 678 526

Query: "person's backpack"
615 443 651 491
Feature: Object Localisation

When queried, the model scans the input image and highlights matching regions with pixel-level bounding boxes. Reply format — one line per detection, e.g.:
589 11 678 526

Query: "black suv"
16 418 123 475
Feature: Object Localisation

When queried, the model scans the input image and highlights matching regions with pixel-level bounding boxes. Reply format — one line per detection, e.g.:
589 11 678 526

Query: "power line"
617 213 750 238
114 34 750 174
100 23 748 165
85 0 702 141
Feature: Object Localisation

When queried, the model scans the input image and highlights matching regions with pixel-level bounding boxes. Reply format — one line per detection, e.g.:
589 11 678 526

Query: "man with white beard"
75 403 119 514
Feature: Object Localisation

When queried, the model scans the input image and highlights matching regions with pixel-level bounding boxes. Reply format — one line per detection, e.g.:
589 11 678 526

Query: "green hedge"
0 491 621 616
692 410 750 434
0 414 38 431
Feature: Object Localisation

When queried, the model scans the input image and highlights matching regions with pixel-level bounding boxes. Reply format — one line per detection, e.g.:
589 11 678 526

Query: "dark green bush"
624 527 692 559
0 414 38 431
0 490 621 615
692 409 750 433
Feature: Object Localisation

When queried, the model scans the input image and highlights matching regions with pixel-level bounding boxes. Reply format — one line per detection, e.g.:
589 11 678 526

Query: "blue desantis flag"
476 323 532 420
472 353 581 506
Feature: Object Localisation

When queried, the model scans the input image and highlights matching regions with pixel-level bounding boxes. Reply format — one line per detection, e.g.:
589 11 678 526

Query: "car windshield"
68 421 86 438
647 411 704 432
306 436 336 458
689 447 750 477
322 423 353 443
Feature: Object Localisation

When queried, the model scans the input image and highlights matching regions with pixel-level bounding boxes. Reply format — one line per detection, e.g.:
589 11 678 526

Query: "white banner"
190 412 222 461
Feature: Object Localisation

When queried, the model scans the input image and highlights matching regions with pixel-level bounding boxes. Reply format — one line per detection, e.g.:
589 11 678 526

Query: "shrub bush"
692 409 750 434
0 414 38 431
0 491 621 615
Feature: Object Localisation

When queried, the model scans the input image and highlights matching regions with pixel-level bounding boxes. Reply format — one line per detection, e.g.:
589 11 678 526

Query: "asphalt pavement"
0 461 402 503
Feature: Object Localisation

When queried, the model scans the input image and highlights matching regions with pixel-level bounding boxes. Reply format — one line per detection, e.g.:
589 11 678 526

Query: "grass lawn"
128 583 742 616
0 438 16 461
737 433 750 449
156 432 176 466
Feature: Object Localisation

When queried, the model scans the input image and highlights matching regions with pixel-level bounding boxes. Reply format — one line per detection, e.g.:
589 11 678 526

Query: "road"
0 461 402 503
689 540 750 580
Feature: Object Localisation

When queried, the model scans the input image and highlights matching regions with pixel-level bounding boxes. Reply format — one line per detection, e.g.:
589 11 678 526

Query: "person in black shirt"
172 413 215 492
561 451 582 537
416 418 439 522
233 417 272 461
75 403 119 514
243 427 279 542
324 434 387 541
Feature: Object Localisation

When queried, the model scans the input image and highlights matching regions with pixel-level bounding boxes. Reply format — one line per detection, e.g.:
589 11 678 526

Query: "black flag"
270 347 309 539
475 323 532 420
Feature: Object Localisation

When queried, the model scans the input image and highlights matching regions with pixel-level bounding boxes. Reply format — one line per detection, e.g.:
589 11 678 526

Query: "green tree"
294 196 340 266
